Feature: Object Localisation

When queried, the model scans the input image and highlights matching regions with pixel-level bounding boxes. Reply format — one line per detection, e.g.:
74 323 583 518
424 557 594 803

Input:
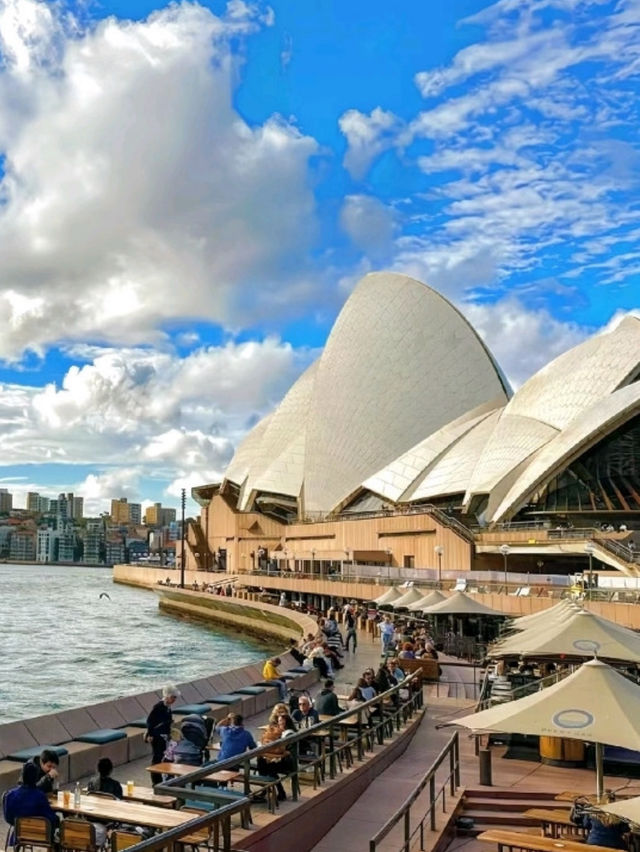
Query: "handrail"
109 674 424 852
369 731 460 852
594 536 640 564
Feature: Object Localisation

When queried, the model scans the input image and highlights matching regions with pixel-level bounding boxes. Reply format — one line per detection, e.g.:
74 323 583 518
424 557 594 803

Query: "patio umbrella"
489 609 640 664
453 658 640 800
391 586 428 609
597 796 640 824
374 587 403 605
407 590 448 612
510 600 581 631
422 591 506 617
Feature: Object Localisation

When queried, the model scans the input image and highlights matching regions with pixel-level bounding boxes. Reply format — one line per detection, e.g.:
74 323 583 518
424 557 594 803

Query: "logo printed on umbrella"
552 709 594 729
573 639 601 653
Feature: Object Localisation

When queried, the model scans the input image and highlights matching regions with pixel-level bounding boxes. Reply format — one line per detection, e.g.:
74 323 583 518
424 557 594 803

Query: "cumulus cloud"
464 297 588 390
338 106 401 179
0 337 311 510
339 195 396 259
0 0 321 360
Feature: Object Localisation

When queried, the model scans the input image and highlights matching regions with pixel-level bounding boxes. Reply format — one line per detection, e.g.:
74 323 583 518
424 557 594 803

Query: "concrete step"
462 809 541 827
462 797 567 811
464 788 562 800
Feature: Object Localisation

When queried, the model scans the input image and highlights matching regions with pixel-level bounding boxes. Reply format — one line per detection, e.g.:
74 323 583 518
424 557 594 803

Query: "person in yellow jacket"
263 657 287 701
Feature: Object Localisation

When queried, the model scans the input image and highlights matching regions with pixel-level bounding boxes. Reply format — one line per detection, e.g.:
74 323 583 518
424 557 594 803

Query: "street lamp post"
311 548 316 575
180 487 186 589
499 544 510 592
386 548 392 581
585 542 595 601
434 545 444 587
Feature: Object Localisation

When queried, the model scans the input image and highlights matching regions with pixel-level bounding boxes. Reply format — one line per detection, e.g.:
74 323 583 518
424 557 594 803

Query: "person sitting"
214 714 257 763
25 748 59 794
345 686 371 722
358 670 378 701
256 723 293 802
173 714 209 766
571 796 629 848
87 757 123 798
275 713 297 735
268 703 291 725
308 642 331 677
288 638 306 666
3 762 59 843
262 656 288 701
313 679 343 717
291 695 319 729
398 642 415 660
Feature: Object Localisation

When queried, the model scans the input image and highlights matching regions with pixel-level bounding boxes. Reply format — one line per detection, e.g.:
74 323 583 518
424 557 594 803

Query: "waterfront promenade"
1 617 632 851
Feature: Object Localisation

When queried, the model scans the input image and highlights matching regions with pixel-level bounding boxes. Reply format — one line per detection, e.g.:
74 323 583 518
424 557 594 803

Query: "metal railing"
118 676 425 852
369 731 461 852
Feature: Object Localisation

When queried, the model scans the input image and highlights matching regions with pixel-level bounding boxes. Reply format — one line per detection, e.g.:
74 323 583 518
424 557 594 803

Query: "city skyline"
0 0 638 515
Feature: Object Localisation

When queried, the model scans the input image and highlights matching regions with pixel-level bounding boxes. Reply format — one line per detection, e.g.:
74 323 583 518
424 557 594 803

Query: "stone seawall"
156 588 319 643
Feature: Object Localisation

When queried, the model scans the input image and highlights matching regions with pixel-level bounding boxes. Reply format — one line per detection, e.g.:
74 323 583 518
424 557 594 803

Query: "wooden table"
122 785 177 808
50 793 193 830
478 829 612 852
146 763 240 785
522 808 587 840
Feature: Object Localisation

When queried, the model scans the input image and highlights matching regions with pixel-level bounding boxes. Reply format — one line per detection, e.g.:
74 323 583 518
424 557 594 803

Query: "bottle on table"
74 781 81 808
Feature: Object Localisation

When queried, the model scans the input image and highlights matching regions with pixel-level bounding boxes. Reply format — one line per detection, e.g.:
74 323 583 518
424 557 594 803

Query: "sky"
0 0 639 516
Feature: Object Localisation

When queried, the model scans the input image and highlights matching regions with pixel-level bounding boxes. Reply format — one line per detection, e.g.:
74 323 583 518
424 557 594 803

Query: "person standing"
146 683 180 784
380 614 395 656
344 606 358 653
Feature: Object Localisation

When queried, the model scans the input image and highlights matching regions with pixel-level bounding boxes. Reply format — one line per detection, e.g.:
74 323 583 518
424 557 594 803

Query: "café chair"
110 832 140 852
60 817 98 852
13 816 56 852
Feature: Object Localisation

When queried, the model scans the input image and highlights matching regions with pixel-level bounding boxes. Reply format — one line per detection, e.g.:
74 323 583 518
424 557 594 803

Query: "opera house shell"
216 271 640 528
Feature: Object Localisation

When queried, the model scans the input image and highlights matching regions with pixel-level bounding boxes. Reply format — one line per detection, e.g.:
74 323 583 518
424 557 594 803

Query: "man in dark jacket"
146 683 180 784
313 680 343 716
215 714 257 762
3 762 59 842
25 749 59 794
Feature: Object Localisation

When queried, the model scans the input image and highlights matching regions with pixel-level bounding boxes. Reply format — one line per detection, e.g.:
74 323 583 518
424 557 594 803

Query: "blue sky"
0 0 638 515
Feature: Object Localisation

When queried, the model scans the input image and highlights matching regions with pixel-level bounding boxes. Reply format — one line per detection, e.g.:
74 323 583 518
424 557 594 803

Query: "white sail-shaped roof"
464 316 640 509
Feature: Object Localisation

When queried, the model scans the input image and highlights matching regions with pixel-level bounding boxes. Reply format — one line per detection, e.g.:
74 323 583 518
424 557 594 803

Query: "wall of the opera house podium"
188 493 473 574
113 563 640 629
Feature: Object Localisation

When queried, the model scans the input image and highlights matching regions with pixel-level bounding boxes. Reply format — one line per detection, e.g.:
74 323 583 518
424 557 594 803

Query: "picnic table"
522 808 587 840
122 785 177 808
146 763 241 785
50 793 193 831
478 829 612 852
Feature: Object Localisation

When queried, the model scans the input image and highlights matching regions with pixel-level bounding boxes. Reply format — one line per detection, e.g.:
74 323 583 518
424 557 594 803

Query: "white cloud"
338 106 401 179
464 297 588 389
339 195 396 259
0 0 321 360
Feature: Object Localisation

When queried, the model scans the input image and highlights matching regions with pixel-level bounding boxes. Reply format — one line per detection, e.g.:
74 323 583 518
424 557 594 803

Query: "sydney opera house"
188 272 640 581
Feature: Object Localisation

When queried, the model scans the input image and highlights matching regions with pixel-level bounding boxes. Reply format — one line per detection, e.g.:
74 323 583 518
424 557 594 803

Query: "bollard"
479 748 493 786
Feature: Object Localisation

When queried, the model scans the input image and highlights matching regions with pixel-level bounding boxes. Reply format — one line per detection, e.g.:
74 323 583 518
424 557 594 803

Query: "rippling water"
1 563 272 723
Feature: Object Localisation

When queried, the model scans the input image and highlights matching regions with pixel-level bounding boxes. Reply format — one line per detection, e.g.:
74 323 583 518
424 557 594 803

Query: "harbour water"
1 563 271 723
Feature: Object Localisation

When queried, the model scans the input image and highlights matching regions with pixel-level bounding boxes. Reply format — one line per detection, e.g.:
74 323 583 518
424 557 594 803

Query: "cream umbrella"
489 609 640 663
454 658 640 800
510 600 582 631
391 586 428 609
374 587 403 605
597 796 640 824
407 590 448 612
422 591 506 617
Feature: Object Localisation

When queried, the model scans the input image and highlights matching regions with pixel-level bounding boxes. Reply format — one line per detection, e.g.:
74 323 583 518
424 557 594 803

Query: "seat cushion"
7 744 69 762
126 718 148 728
233 686 266 695
172 704 212 716
207 695 242 705
74 729 127 744
286 667 309 674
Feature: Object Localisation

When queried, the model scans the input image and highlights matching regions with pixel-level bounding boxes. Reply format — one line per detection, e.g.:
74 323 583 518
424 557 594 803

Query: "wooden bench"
397 657 440 682
522 809 587 840
478 829 611 852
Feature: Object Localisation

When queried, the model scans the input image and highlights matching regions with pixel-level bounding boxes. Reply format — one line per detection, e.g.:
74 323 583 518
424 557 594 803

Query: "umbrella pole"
595 741 604 801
